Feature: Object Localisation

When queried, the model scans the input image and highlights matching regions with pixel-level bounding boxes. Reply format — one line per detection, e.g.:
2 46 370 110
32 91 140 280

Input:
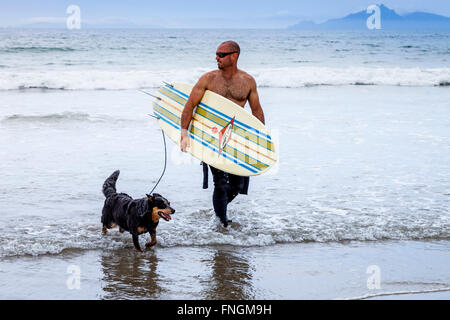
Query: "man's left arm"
248 78 265 125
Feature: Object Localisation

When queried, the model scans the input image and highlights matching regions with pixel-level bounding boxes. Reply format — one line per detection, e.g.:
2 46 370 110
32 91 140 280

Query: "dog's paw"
145 241 157 248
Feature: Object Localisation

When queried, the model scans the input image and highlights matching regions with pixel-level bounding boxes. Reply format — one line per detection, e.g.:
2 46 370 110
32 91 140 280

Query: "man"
180 41 265 227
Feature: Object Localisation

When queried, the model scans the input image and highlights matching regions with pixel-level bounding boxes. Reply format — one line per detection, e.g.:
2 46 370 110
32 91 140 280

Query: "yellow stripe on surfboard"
156 97 277 164
158 86 274 152
153 102 269 170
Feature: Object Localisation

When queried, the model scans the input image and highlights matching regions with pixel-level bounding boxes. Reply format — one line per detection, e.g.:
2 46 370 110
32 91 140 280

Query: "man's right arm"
180 74 209 152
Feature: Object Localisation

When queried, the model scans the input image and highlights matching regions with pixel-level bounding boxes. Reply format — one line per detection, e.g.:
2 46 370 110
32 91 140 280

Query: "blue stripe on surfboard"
154 110 258 174
190 133 259 174
164 84 272 141
158 87 273 152
156 93 273 153
165 84 272 140
153 102 266 171
153 108 179 130
153 109 259 174
194 107 273 153
158 87 271 149
154 101 269 169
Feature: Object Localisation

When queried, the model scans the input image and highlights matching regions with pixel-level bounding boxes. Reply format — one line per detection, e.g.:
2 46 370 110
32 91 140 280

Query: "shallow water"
0 86 449 258
0 29 449 299
0 29 449 89
0 241 449 299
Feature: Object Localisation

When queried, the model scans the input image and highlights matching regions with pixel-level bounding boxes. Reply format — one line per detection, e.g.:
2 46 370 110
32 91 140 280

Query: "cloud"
24 16 66 24
18 15 153 28
88 16 135 25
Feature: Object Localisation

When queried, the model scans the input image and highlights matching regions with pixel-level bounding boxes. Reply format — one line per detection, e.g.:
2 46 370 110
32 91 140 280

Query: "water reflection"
98 246 254 299
100 250 164 299
202 247 255 300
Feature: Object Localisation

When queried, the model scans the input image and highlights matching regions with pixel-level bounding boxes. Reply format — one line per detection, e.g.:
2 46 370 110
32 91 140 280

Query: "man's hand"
180 129 190 152
180 74 209 152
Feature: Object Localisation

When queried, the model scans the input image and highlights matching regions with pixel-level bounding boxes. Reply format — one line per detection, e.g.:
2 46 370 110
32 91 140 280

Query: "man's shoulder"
196 71 218 87
238 70 256 82
201 70 220 79
237 70 257 88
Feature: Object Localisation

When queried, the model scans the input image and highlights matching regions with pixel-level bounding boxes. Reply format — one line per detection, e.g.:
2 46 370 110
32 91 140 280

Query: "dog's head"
147 193 175 223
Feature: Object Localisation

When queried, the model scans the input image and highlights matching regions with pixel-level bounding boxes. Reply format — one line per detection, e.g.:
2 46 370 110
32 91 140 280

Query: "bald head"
219 41 240 57
216 40 240 70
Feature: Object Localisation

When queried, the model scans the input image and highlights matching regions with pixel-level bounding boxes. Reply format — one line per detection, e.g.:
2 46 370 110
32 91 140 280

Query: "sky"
0 0 449 28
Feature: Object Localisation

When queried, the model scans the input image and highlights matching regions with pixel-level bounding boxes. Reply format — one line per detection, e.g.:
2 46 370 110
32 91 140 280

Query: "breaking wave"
348 287 450 300
0 46 77 53
1 208 448 258
1 112 140 124
2 112 92 123
0 67 448 90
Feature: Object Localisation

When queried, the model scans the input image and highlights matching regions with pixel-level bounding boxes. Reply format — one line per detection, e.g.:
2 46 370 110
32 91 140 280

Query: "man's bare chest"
208 79 250 106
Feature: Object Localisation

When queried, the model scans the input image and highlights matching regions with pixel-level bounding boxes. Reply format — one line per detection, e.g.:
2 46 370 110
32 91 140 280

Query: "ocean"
0 29 449 300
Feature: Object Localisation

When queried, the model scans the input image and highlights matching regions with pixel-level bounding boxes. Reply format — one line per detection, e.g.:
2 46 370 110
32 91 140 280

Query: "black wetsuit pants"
209 166 245 225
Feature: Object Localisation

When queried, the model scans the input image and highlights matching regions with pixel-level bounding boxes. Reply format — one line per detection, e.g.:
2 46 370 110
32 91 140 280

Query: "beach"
0 29 449 300
1 241 449 300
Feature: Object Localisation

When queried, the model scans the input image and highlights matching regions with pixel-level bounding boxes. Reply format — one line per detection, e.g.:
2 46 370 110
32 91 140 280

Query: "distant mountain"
289 4 450 30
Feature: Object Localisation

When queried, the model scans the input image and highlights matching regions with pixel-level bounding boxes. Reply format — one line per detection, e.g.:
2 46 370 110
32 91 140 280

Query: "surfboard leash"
147 127 167 196
139 89 168 195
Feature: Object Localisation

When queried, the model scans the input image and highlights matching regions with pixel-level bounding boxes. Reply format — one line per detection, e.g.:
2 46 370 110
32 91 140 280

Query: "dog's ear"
146 194 153 202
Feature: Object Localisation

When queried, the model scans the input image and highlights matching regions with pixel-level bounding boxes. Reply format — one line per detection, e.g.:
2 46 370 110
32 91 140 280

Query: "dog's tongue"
159 212 172 221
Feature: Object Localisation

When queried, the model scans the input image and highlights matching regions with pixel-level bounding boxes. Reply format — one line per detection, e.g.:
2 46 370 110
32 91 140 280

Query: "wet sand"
1 240 449 300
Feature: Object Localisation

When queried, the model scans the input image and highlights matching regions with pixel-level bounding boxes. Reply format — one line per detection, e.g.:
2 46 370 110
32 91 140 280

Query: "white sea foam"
1 112 138 124
346 287 450 300
0 207 448 258
2 112 91 122
0 67 448 91
255 67 450 87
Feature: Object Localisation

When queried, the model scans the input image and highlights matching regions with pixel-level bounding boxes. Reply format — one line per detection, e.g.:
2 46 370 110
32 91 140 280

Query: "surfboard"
152 82 277 176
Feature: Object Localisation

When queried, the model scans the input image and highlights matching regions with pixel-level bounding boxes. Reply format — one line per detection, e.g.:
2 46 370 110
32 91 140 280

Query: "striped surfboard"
153 82 277 176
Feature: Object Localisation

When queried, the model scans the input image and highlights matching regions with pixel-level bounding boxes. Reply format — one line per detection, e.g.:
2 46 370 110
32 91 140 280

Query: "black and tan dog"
101 170 175 252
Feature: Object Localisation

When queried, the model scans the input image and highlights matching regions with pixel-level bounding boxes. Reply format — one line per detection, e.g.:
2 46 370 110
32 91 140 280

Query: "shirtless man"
180 40 265 227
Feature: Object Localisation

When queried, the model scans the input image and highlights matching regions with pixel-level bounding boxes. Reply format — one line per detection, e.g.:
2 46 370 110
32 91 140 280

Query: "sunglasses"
216 51 238 58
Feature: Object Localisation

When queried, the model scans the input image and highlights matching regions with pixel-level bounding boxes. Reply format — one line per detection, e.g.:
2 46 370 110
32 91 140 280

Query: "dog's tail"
102 170 120 198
